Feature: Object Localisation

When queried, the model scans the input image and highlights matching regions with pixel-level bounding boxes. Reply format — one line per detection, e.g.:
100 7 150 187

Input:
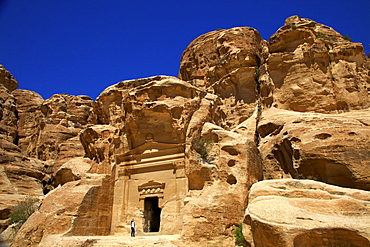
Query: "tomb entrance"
144 197 161 232
111 138 187 235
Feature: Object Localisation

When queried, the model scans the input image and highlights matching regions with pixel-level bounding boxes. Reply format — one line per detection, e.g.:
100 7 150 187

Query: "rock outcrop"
255 108 370 190
264 15 369 113
0 15 369 247
244 179 370 247
179 27 268 129
0 67 46 235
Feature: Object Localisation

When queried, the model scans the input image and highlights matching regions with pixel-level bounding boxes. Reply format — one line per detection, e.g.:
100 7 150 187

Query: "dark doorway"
144 197 161 232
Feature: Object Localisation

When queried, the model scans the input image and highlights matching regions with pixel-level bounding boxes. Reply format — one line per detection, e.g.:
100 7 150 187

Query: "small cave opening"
144 197 161 233
227 174 237 185
297 159 356 188
228 159 236 167
222 146 240 156
314 133 332 140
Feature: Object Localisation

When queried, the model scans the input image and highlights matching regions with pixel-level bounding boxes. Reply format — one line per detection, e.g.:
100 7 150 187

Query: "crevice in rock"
314 133 332 140
254 55 263 146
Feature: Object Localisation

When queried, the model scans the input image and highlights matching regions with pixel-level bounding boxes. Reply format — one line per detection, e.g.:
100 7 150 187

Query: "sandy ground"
37 234 185 247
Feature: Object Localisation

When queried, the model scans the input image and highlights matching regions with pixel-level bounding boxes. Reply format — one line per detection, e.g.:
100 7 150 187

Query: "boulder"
244 179 370 247
53 157 93 186
11 174 113 246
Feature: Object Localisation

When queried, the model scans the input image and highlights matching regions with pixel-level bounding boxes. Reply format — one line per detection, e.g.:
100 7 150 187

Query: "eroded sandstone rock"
0 65 18 92
255 108 370 190
26 93 96 174
181 123 262 245
244 179 370 247
11 174 113 246
94 76 204 155
179 27 268 129
13 89 44 154
53 157 93 186
264 15 370 112
0 70 47 240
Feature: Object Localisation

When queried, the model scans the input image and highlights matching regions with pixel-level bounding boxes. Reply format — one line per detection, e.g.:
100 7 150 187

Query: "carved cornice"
138 180 165 200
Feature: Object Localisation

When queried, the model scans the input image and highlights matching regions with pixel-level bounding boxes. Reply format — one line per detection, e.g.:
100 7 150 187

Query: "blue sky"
0 0 369 100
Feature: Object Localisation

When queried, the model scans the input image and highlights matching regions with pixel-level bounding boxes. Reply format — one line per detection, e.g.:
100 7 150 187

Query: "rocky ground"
0 15 370 246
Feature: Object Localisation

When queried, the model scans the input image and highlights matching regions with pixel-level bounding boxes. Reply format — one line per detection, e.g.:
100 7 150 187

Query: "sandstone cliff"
1 15 369 247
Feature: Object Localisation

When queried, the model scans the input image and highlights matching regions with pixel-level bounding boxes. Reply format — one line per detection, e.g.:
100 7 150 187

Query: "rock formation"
0 15 369 246
244 179 370 247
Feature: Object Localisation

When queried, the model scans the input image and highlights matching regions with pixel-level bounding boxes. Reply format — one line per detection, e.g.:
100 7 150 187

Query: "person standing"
130 219 135 237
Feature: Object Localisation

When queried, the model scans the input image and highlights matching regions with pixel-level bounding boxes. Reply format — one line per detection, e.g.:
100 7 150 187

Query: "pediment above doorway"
138 180 165 200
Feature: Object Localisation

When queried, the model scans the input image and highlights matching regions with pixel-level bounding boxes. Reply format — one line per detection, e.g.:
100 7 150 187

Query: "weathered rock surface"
264 15 369 112
11 174 113 246
244 179 370 247
179 27 268 129
0 68 47 241
255 108 370 190
0 65 18 92
181 123 262 245
13 89 44 154
53 157 93 186
27 93 96 172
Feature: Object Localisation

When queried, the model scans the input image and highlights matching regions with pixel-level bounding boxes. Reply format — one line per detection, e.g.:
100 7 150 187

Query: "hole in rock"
258 122 283 138
228 160 236 167
222 146 239 156
314 133 332 140
227 174 237 185
144 197 161 232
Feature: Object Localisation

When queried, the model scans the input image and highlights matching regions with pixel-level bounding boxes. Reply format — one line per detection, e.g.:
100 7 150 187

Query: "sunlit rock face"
94 75 203 149
244 179 370 247
265 15 369 113
1 15 370 247
256 108 370 191
179 27 269 130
